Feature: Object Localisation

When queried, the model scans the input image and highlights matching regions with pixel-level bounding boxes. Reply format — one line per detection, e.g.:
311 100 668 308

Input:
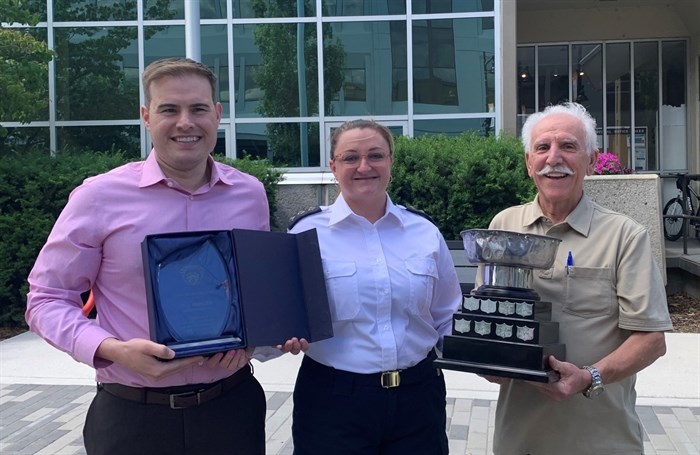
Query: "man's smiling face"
525 113 597 217
141 74 222 177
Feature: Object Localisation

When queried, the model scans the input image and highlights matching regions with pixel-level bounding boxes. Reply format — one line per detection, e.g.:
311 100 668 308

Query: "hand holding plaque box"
142 228 333 358
434 229 565 383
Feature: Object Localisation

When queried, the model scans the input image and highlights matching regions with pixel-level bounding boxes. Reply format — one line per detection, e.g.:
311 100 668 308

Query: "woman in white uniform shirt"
288 119 462 455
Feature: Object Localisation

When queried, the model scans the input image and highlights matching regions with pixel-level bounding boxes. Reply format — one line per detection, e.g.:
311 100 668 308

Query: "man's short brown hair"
142 57 217 106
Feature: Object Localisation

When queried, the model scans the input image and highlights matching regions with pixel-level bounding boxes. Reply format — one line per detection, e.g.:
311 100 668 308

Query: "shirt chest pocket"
324 261 360 321
564 266 615 318
406 257 438 315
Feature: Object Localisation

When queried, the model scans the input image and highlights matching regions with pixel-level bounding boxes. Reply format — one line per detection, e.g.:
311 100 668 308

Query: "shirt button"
167 181 174 187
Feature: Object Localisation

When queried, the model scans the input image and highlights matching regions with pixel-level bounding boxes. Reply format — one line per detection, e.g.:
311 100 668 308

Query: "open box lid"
231 228 333 346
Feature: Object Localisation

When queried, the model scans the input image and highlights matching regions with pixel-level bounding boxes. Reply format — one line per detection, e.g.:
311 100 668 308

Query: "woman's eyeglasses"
335 152 390 167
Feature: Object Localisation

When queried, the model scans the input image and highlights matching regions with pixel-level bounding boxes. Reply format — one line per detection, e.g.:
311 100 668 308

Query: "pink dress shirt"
26 152 270 387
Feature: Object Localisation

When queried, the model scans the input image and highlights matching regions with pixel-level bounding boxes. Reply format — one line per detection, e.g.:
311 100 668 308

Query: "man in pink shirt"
26 58 302 455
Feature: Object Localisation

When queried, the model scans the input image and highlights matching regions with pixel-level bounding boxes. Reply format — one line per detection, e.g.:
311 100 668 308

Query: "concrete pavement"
1 331 699 454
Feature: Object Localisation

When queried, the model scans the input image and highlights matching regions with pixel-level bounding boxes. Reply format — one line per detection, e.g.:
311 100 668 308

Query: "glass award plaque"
144 232 244 358
156 239 233 342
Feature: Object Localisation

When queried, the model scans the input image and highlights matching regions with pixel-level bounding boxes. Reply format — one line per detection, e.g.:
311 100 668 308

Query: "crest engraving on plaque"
516 325 535 341
454 318 471 334
180 266 204 286
475 320 492 336
481 299 497 314
498 301 515 316
495 323 513 339
463 296 480 311
515 302 533 317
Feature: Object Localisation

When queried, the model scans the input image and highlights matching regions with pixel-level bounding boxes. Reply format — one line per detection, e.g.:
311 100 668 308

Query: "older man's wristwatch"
582 366 605 399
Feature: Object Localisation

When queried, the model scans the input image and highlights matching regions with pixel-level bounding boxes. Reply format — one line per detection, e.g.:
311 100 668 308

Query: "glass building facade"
517 39 689 172
2 0 499 175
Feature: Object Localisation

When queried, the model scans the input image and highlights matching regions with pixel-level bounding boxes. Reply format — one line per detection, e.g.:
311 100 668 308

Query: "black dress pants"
292 355 448 455
83 369 265 455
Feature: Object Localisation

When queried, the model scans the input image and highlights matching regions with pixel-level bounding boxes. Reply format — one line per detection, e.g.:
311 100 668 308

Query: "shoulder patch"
402 204 437 226
288 206 322 230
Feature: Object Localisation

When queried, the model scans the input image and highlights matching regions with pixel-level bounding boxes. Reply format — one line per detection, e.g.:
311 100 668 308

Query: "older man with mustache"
480 102 672 455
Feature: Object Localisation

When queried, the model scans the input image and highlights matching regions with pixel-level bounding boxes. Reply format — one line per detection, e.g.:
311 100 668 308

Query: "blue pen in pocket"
566 251 574 275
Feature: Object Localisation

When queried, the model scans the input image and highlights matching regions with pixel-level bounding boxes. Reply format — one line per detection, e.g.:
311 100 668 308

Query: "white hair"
521 102 598 156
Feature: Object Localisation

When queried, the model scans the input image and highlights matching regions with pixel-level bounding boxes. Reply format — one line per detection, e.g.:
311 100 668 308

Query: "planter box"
583 174 666 283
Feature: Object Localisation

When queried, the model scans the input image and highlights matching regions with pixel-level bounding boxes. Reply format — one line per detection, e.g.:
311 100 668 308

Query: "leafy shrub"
389 132 536 240
0 150 282 328
0 150 133 327
215 154 284 226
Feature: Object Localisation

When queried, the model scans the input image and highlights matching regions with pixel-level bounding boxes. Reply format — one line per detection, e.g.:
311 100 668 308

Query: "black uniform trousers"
292 353 449 455
83 365 265 455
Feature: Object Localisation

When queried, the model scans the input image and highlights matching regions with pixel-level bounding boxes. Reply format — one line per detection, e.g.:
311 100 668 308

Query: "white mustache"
536 165 574 176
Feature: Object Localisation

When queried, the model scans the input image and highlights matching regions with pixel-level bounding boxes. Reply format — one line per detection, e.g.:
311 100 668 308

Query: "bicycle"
663 174 700 241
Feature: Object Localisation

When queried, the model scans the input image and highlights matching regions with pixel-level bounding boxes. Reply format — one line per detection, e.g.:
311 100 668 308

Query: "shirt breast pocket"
406 257 438 315
564 266 615 318
324 261 360 321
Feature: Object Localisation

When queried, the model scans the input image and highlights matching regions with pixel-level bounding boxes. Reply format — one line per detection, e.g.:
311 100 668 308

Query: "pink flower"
594 152 632 175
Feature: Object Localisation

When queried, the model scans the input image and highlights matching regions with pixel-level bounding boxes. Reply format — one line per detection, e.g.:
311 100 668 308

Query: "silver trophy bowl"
460 229 562 300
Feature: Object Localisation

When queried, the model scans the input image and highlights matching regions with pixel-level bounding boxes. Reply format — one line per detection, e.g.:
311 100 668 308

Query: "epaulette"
402 204 437 226
288 206 322 230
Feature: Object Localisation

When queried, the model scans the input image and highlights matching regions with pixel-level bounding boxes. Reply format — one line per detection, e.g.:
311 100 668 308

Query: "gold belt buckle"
380 370 401 388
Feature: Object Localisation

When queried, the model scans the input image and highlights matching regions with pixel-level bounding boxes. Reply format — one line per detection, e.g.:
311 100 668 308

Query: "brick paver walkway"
1 383 698 455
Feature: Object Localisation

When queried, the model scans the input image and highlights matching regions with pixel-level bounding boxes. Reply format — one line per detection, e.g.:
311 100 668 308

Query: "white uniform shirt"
289 194 461 374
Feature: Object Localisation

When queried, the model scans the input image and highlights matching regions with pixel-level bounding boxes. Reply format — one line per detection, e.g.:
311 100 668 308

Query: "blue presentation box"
142 228 333 358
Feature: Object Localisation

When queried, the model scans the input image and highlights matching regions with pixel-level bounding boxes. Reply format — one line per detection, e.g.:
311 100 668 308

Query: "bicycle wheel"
663 197 685 241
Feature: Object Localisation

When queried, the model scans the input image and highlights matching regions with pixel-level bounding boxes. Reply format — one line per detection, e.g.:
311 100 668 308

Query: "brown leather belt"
98 364 252 409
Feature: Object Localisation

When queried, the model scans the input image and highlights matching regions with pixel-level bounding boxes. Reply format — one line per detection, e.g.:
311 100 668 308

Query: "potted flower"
593 152 633 175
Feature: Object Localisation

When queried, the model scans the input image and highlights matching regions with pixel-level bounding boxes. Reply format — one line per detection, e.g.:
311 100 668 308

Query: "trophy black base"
443 335 565 371
433 358 559 383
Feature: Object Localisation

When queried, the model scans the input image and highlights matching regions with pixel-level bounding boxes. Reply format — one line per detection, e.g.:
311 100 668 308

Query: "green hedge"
0 151 282 328
389 132 536 240
1 134 535 328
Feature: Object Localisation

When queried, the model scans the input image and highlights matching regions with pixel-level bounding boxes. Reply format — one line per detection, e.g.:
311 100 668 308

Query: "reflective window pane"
201 25 230 116
57 125 141 156
144 25 185 69
54 27 139 121
234 0 315 19
322 0 405 16
54 0 137 21
233 23 318 118
325 21 407 116
516 46 535 135
236 122 320 167
537 45 568 110
634 41 659 171
0 28 50 122
0 127 50 154
661 40 687 170
143 0 226 20
201 0 227 19
572 44 602 134
605 42 631 162
414 118 495 137
412 0 494 13
413 18 494 115
143 0 182 20
22 0 47 21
